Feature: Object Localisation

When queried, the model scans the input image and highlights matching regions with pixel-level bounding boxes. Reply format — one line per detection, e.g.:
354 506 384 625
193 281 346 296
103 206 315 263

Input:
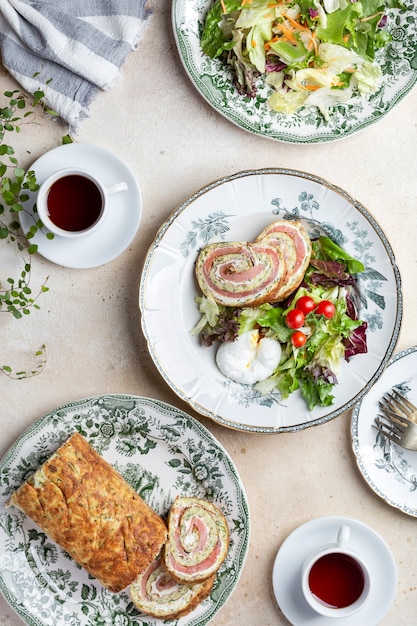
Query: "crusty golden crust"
8 432 168 593
156 574 215 620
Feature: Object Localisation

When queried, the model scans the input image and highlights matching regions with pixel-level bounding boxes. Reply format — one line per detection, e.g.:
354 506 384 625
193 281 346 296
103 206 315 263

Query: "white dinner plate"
272 516 397 626
0 395 249 626
352 346 417 517
19 143 142 268
172 0 417 144
139 168 402 433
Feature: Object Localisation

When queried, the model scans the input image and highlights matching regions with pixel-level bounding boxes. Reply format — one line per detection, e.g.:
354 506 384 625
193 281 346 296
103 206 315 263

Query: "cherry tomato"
285 308 305 329
296 295 316 315
291 331 307 348
315 300 336 319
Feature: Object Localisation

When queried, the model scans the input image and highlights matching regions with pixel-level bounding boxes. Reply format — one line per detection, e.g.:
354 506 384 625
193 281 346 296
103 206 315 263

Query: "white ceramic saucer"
19 143 142 268
272 516 397 626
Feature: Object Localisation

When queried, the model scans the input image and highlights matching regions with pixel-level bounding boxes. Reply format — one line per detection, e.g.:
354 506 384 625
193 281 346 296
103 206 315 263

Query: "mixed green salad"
192 236 368 410
201 0 405 120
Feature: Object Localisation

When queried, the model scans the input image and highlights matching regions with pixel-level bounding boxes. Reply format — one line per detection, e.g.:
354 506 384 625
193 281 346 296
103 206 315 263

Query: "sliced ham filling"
257 221 311 275
164 498 229 583
197 241 285 306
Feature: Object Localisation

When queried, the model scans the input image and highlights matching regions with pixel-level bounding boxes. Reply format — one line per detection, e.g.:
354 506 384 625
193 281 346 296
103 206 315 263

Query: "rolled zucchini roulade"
130 556 215 619
195 240 286 307
256 219 312 301
163 496 229 584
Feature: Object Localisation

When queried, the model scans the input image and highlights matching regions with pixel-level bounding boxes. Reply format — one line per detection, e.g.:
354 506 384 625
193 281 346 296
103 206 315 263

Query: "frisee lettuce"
201 0 405 119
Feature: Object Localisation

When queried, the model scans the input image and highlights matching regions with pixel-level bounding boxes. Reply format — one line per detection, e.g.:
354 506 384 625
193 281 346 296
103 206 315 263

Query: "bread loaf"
7 432 168 593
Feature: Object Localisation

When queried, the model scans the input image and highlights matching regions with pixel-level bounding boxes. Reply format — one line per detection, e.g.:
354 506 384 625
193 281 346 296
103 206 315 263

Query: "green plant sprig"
1 344 47 379
1 83 71 377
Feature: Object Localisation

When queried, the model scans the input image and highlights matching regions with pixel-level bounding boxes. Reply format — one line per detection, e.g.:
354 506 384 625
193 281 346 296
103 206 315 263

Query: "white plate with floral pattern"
352 346 417 517
172 0 417 144
139 169 402 433
0 395 249 626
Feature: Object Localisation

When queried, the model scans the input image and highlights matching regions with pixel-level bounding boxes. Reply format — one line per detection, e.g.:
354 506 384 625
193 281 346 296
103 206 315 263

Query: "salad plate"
272 516 397 625
139 168 402 433
0 395 249 626
352 346 417 517
172 0 417 144
19 143 142 269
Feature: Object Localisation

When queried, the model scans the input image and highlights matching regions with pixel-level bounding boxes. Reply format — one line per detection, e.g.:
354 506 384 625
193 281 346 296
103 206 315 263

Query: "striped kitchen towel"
0 0 152 130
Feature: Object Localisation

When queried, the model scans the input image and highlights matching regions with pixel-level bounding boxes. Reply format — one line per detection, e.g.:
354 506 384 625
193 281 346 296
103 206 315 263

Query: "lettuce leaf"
201 0 242 58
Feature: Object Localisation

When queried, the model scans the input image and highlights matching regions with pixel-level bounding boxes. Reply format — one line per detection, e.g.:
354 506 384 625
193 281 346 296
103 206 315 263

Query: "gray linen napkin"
0 0 152 130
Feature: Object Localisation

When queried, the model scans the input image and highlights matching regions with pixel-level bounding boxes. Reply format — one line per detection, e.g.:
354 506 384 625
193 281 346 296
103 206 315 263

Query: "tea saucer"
272 516 397 625
19 143 142 269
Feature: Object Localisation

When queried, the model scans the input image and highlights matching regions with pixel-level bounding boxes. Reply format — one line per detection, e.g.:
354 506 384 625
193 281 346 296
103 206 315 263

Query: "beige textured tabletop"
1 2 417 625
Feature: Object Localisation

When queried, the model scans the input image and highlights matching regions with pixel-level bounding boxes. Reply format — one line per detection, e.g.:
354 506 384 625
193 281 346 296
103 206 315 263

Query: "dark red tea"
46 174 103 232
308 552 365 609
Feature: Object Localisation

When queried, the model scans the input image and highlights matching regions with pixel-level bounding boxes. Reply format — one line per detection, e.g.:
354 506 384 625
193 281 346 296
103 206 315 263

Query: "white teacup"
301 525 370 618
36 168 128 238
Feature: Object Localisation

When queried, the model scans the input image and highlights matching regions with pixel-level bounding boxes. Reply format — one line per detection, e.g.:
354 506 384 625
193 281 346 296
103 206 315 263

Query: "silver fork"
373 390 417 451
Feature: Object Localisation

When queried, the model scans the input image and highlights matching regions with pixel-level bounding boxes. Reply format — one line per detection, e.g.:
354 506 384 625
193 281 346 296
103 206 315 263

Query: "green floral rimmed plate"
139 168 402 433
172 0 417 143
0 395 249 626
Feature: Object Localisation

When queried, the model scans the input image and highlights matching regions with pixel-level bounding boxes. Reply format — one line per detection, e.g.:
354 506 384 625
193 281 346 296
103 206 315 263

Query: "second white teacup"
301 525 370 618
36 168 128 238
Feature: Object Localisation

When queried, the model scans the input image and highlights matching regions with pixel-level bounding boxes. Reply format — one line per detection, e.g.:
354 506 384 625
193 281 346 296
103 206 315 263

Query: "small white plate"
272 516 397 626
19 143 142 269
352 346 417 517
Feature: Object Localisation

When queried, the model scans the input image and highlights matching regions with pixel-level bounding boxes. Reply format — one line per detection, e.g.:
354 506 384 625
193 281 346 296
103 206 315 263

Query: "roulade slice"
130 555 215 619
163 496 229 584
256 219 312 301
195 240 286 307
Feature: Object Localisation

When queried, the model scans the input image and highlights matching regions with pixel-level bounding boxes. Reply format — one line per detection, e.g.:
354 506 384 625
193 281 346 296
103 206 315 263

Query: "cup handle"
106 181 128 195
336 525 350 549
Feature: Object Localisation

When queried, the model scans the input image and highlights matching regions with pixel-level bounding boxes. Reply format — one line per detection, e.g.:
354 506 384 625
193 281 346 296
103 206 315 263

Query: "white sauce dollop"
216 329 281 385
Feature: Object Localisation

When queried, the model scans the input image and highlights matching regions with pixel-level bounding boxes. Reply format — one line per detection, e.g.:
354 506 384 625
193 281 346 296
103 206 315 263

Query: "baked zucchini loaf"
7 432 168 592
163 496 229 584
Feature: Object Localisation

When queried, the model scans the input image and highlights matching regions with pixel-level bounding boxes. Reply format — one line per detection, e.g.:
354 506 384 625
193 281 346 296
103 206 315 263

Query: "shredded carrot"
265 35 279 51
282 13 310 32
220 0 227 13
275 22 297 44
240 0 253 5
307 31 318 55
302 84 320 91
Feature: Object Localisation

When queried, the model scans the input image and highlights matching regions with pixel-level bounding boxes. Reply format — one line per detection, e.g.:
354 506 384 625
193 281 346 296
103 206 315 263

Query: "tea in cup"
36 168 128 238
301 525 370 618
